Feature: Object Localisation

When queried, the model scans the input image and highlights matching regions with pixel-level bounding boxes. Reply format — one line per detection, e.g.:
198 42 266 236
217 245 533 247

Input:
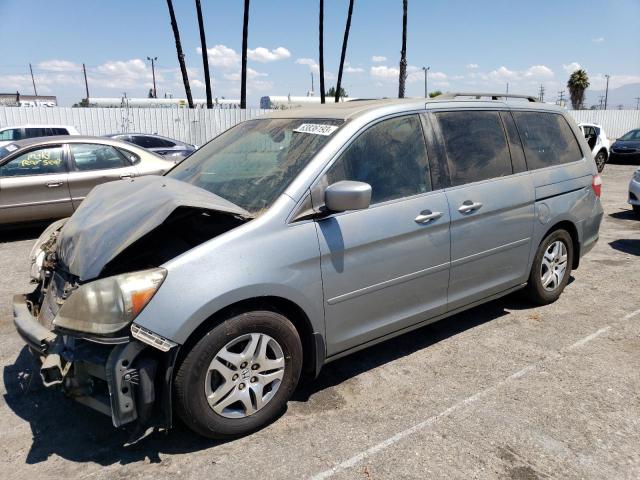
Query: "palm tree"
319 0 325 104
567 69 590 110
166 0 194 108
335 0 355 103
195 0 213 108
240 0 250 109
398 0 408 98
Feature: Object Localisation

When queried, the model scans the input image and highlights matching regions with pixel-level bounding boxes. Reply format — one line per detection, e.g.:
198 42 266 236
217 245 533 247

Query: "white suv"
578 123 610 172
0 125 80 147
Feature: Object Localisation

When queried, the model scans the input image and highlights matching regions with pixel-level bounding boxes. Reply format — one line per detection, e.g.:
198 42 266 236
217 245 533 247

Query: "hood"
614 140 640 149
57 175 251 281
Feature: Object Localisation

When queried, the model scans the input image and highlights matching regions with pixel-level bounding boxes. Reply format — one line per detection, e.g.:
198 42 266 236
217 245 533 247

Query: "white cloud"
592 37 605 43
344 62 364 74
562 62 581 73
198 44 240 68
37 60 81 72
371 55 387 62
223 68 268 81
296 57 319 74
371 65 399 79
466 63 479 69
524 65 554 79
488 66 519 81
248 46 291 62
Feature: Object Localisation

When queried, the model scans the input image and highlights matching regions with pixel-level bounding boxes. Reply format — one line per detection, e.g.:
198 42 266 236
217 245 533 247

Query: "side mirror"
324 180 372 212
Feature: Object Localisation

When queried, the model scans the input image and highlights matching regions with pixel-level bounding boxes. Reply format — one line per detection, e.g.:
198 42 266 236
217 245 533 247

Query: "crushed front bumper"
13 293 179 431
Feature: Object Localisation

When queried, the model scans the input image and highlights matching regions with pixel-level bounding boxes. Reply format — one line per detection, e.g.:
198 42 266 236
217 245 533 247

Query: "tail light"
592 174 602 198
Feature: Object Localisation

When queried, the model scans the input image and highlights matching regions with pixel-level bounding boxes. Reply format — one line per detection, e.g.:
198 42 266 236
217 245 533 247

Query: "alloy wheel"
540 240 568 292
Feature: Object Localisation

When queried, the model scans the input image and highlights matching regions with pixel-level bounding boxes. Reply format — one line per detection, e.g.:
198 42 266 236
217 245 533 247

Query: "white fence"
568 110 640 138
0 107 270 146
2 106 639 144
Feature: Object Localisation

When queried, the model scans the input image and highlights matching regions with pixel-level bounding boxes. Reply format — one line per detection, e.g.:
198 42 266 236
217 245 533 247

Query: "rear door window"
52 128 70 135
0 145 66 176
435 111 512 186
70 143 129 171
0 128 23 141
512 112 583 169
131 135 174 148
324 115 431 204
500 112 527 173
24 128 47 139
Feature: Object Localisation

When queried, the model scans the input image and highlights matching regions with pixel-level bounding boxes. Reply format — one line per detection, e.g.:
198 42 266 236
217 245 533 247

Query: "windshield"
168 118 343 214
0 144 19 162
619 129 640 141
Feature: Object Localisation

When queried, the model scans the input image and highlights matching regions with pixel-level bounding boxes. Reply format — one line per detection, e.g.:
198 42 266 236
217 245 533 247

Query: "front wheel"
174 310 303 439
525 229 574 305
595 151 607 172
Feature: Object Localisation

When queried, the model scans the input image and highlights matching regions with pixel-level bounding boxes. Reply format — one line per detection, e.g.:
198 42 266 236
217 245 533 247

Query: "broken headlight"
53 268 167 335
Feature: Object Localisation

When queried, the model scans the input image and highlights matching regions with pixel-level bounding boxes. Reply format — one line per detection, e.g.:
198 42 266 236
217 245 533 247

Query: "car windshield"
619 129 640 141
168 118 343 214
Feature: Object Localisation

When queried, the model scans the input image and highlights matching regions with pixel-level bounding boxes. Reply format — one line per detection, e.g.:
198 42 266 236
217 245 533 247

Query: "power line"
634 97 640 110
538 85 545 102
557 90 565 106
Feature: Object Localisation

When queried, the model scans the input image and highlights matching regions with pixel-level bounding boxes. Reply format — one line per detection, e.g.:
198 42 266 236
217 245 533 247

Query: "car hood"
56 175 252 281
613 140 640 149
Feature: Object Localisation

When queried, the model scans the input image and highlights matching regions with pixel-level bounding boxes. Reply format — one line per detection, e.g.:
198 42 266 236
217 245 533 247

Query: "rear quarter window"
513 112 583 170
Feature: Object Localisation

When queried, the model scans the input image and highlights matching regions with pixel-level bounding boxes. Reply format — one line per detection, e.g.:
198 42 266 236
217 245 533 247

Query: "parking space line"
309 309 639 480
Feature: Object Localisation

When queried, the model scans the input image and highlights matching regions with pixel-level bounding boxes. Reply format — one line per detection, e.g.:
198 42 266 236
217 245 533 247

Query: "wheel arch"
176 296 323 381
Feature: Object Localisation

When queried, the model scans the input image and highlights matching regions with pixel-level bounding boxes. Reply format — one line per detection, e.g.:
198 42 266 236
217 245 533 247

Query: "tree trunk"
319 0 325 104
335 0 354 103
195 0 213 108
398 0 408 98
240 0 250 109
167 0 193 108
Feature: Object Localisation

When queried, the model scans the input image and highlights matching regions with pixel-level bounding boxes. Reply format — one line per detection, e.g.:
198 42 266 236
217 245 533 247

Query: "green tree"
326 86 347 98
166 0 193 108
335 0 355 103
567 69 590 110
428 90 442 98
398 0 408 98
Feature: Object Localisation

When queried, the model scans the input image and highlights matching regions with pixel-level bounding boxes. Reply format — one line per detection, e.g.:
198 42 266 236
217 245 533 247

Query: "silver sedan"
0 135 174 226
630 168 640 216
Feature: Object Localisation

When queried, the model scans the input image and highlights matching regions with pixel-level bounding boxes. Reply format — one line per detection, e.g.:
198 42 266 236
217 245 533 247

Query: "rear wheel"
595 150 607 172
175 310 302 439
525 229 573 305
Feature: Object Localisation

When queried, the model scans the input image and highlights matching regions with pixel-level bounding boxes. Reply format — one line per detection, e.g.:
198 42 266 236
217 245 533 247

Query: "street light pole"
422 66 430 98
604 74 610 110
147 56 158 98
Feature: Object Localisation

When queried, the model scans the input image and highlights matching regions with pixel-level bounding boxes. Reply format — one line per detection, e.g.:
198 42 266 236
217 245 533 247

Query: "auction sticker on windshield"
293 124 339 136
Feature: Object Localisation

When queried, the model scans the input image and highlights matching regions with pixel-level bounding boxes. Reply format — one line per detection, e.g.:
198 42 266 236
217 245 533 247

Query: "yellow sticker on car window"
19 149 62 168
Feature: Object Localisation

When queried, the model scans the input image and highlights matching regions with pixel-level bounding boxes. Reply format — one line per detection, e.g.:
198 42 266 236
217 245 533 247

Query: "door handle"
120 173 134 179
458 201 483 213
415 210 443 224
46 181 63 188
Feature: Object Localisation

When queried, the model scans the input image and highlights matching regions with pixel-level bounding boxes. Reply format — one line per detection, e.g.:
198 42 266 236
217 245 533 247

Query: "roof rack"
434 92 538 102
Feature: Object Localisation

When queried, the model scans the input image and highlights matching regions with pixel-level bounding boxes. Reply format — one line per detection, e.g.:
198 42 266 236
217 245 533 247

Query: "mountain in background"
583 83 640 110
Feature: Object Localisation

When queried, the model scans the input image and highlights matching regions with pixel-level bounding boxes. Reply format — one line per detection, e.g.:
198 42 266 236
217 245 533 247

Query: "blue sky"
1 0 639 106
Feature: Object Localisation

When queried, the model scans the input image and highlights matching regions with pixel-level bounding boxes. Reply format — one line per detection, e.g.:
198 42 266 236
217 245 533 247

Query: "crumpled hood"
57 175 251 281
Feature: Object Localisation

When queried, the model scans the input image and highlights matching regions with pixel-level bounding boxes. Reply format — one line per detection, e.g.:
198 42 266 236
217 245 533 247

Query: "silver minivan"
13 94 603 440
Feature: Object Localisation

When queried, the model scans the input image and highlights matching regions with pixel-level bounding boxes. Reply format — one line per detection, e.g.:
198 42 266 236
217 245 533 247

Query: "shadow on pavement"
609 210 638 221
3 292 534 466
0 223 49 243
609 239 640 256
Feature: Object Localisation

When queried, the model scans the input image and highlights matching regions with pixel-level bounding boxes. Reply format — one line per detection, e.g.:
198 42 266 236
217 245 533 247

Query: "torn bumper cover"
13 293 179 430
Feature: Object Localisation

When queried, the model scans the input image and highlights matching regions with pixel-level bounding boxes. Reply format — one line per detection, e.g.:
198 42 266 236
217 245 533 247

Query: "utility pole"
422 66 429 98
634 97 640 110
311 72 314 95
557 90 565 106
29 63 37 95
604 74 610 110
538 85 545 102
506 82 509 94
598 95 605 110
82 63 90 102
147 57 158 98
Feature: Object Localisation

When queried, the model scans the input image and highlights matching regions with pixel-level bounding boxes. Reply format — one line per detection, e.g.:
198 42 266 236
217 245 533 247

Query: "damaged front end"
13 176 252 437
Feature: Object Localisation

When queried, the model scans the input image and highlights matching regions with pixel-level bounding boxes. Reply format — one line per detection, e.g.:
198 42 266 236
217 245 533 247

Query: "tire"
594 150 607 173
175 310 302 439
525 229 574 305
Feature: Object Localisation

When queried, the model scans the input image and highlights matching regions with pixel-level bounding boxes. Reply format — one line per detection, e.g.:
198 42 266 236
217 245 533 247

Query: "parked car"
0 136 174 226
14 94 603 440
610 129 640 164
104 133 196 162
578 122 610 172
0 124 80 147
629 167 640 215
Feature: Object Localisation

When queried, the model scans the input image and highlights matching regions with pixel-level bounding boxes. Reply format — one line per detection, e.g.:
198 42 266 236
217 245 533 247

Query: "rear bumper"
629 179 640 206
13 293 178 431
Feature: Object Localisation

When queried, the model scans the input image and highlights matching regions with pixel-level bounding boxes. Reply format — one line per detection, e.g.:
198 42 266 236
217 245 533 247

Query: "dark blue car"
611 129 640 163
